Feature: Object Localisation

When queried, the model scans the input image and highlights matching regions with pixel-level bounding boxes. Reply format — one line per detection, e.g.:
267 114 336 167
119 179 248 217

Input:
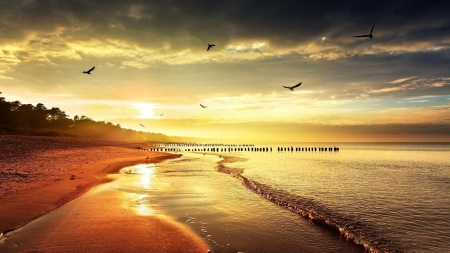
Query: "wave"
216 156 402 253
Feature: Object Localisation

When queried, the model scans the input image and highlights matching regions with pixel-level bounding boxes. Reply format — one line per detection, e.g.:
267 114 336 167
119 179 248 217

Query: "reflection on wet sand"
117 153 364 253
1 153 365 253
133 194 155 216
0 163 209 253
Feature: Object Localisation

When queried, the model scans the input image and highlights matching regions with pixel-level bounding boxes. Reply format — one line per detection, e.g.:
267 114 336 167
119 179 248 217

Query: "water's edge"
215 155 400 253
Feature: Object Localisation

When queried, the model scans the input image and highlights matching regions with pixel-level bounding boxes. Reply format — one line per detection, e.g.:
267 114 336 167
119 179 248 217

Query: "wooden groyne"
144 143 339 152
277 147 339 152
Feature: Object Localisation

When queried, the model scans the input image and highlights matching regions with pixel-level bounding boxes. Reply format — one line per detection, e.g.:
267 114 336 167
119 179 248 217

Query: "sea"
116 142 450 253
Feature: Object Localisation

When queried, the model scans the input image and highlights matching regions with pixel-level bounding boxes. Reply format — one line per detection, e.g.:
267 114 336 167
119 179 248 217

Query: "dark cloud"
1 0 449 51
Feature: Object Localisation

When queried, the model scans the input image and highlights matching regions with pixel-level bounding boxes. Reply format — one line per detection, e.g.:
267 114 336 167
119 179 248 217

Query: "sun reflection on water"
135 164 156 189
121 164 159 216
135 194 154 216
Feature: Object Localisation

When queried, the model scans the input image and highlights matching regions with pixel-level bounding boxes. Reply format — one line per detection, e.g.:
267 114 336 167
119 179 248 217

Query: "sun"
134 103 155 119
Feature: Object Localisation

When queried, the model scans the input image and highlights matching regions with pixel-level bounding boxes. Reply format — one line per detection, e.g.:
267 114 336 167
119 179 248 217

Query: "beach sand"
0 135 208 252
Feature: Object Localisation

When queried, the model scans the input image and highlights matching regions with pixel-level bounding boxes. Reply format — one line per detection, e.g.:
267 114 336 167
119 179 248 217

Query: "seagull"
353 23 375 39
200 104 207 108
139 124 145 128
207 44 215 51
160 114 163 116
283 82 302 91
82 66 95 74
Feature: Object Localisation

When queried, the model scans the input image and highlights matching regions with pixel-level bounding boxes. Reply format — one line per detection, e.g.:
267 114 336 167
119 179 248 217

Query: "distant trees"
0 100 70 130
0 97 170 141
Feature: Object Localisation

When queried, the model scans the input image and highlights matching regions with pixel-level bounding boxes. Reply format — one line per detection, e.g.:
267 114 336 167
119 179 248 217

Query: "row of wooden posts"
278 147 339 152
154 143 255 147
146 146 339 152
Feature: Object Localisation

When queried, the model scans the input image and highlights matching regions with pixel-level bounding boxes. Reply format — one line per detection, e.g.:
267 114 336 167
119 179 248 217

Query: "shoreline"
0 153 178 234
0 135 209 252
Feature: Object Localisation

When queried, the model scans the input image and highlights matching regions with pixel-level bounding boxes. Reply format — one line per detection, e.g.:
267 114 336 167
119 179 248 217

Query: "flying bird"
82 66 95 74
353 23 375 39
283 82 302 91
200 104 207 108
160 114 163 116
207 44 215 51
139 124 145 128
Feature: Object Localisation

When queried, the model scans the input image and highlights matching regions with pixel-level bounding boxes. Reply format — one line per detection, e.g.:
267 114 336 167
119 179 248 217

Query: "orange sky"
1 1 449 142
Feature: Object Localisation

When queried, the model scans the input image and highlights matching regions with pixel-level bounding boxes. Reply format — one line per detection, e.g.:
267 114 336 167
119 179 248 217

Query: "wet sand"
0 181 208 253
0 135 208 252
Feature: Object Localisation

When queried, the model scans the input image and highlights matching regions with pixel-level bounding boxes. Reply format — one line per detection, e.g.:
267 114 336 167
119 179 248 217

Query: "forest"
0 96 170 142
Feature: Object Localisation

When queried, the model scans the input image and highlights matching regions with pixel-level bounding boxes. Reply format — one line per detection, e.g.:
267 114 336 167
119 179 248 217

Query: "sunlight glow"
134 103 155 119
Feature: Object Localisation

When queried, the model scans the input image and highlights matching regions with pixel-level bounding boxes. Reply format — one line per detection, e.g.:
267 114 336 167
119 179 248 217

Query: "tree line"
0 97 169 141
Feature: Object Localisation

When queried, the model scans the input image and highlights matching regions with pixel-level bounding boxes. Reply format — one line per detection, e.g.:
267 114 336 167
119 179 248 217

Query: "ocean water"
2 143 447 253
117 153 364 253
139 142 449 252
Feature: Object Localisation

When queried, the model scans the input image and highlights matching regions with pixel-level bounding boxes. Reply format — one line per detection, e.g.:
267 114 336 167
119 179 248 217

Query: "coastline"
0 135 208 252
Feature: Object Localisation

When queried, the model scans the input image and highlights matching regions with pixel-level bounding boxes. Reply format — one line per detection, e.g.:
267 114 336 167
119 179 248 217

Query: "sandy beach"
0 135 208 252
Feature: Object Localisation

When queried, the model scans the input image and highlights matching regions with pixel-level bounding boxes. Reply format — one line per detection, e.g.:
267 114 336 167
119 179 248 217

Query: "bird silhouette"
160 114 163 116
207 44 215 51
353 23 375 39
82 66 95 74
283 82 302 91
139 124 145 128
200 104 207 108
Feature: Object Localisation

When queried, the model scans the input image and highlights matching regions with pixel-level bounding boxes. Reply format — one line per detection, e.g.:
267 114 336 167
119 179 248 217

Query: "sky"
1 0 449 142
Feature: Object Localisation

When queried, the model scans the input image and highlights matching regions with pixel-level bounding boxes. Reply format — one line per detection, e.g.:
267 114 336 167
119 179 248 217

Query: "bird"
200 104 207 108
207 44 215 51
160 114 163 116
139 124 145 128
82 66 95 74
353 23 375 39
283 82 302 91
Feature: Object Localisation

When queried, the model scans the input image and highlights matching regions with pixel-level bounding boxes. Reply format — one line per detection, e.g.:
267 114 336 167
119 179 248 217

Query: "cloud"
368 77 450 96
1 0 449 66
389 76 418 84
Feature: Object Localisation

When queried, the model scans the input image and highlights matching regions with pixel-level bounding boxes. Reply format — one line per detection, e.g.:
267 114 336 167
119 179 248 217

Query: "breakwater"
143 143 339 152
